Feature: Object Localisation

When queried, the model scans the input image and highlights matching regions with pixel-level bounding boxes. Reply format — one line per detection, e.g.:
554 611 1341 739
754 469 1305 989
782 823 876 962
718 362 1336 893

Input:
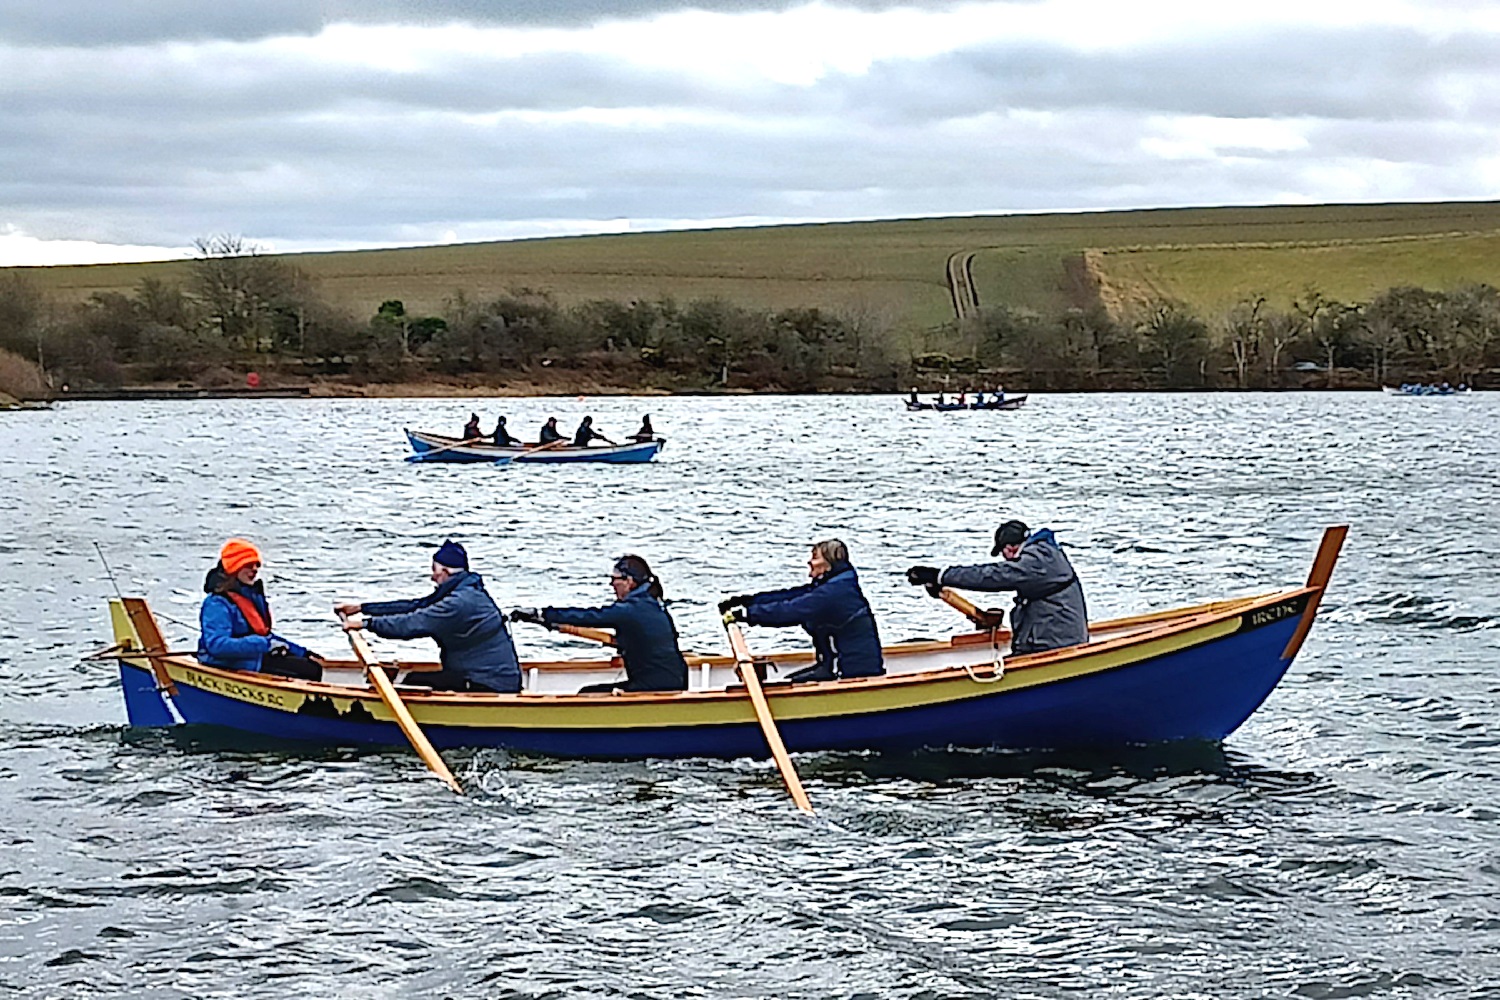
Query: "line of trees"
1 237 1496 394
953 285 1499 389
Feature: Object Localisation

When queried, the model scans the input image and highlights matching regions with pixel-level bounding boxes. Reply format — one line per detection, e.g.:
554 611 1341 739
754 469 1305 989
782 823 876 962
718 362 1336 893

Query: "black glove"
509 607 544 624
906 566 940 588
717 594 753 614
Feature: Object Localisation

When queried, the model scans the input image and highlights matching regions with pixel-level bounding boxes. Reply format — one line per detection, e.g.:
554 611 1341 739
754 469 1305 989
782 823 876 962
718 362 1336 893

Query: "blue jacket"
197 581 310 673
745 563 884 678
362 572 521 693
543 583 689 691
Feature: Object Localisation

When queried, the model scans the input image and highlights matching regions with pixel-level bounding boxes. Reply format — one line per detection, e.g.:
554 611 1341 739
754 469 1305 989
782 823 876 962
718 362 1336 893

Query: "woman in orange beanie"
196 538 323 680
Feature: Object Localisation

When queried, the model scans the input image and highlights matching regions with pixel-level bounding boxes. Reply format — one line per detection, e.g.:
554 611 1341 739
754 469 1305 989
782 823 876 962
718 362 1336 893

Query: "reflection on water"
1 393 1498 998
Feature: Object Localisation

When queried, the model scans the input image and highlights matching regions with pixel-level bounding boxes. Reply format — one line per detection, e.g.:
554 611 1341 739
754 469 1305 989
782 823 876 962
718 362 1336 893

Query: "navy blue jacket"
745 563 884 678
197 576 311 674
362 572 521 693
543 583 689 691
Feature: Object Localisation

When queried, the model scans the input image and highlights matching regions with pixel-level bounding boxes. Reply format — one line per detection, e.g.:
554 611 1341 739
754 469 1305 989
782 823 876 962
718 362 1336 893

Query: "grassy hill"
10 200 1500 329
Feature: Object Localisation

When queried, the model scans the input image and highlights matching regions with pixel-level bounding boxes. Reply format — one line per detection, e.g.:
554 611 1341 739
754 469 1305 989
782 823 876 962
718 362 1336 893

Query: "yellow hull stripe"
137 603 1262 731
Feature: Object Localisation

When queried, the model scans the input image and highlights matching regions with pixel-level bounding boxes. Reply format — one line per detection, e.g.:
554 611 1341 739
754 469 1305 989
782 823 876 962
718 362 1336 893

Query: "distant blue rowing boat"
905 394 1027 411
405 428 665 464
1382 384 1472 397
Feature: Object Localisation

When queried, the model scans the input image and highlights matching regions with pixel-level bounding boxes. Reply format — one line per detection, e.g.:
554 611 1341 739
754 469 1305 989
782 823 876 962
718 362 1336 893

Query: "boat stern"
108 598 182 728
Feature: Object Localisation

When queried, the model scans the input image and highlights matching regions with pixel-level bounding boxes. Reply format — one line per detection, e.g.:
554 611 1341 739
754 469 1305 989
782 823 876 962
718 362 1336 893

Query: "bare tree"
1221 295 1266 389
191 234 288 351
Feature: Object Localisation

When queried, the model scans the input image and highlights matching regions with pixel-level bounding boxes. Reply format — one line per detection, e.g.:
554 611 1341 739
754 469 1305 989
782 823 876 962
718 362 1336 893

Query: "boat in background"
1382 384 1472 396
99 528 1347 759
905 394 1028 411
406 428 664 463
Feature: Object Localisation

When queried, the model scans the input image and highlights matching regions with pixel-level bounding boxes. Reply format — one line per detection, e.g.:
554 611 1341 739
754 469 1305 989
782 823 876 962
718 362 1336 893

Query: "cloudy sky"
3 0 1498 266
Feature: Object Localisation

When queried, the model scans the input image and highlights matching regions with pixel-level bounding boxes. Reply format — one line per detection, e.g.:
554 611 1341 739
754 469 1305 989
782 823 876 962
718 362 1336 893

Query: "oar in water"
723 615 814 816
340 616 463 795
406 437 486 463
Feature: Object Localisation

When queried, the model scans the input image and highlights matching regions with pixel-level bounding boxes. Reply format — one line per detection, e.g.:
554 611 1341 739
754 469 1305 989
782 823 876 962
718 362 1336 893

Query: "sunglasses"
609 574 629 583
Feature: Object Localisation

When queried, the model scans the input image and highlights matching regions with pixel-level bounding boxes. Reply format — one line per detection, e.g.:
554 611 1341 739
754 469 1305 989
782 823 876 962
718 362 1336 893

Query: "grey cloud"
3 4 1499 255
0 0 946 46
838 26 1500 126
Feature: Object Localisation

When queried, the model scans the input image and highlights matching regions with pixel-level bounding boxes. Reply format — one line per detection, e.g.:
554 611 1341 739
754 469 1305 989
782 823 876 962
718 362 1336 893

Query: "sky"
3 0 1499 266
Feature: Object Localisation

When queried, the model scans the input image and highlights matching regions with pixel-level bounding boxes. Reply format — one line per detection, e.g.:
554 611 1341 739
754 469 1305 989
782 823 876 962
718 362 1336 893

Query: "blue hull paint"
123 615 1303 757
119 661 178 727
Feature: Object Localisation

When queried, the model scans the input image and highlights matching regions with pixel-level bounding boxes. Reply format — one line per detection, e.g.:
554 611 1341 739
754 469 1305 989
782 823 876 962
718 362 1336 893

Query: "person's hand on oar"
717 594 753 615
508 607 548 627
905 565 943 598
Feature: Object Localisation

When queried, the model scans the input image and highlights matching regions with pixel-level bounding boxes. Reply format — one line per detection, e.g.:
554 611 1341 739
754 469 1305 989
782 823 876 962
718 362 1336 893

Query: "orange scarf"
226 591 271 636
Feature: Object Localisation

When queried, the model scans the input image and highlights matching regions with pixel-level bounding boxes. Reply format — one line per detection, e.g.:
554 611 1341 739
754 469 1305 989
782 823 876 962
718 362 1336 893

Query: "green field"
11 200 1500 328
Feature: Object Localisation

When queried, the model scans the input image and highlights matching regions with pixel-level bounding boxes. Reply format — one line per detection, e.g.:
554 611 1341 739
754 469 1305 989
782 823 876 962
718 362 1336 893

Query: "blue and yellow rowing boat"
406 428 664 463
103 528 1345 757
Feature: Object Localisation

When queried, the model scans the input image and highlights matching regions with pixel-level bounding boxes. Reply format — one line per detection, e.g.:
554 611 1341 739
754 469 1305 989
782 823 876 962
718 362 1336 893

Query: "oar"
511 615 617 647
507 439 569 463
723 616 814 816
936 588 1005 629
341 617 463 795
558 623 616 646
406 436 485 463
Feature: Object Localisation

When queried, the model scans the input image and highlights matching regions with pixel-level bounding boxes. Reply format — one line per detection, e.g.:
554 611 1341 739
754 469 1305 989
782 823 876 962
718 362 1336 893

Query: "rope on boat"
963 628 1006 684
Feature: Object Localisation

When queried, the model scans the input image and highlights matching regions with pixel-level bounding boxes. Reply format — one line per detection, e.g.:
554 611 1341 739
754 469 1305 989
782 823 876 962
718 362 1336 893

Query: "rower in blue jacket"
337 540 521 693
511 554 689 693
720 539 884 682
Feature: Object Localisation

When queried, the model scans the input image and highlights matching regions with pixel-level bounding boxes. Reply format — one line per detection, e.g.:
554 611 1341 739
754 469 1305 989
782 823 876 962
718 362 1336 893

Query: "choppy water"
2 393 1498 999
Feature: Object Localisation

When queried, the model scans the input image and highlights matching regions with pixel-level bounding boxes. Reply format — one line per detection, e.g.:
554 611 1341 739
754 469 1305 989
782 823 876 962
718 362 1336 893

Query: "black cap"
991 520 1029 556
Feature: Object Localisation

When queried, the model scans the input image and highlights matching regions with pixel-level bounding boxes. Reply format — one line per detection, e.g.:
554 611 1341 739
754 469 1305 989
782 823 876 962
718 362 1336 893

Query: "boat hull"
406 429 664 463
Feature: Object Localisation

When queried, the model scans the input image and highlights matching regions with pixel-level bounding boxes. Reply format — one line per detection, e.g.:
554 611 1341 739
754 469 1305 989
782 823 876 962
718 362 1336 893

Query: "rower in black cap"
905 519 1088 655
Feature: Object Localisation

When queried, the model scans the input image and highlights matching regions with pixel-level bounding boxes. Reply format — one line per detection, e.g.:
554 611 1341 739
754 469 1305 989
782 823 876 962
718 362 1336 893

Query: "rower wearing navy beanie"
336 539 521 692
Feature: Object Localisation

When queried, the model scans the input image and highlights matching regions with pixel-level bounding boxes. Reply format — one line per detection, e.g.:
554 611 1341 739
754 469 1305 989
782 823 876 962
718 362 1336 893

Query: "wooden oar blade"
724 619 814 816
344 623 463 795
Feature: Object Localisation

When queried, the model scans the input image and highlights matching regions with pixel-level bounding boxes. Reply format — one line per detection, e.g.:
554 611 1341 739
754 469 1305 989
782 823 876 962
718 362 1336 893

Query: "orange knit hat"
220 538 262 575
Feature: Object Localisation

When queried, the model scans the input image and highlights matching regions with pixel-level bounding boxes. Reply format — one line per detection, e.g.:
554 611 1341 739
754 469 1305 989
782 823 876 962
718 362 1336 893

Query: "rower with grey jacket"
905 519 1088 655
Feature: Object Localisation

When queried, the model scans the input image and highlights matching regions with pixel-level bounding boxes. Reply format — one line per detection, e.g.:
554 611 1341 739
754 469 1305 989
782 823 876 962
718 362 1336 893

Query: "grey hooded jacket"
938 528 1088 655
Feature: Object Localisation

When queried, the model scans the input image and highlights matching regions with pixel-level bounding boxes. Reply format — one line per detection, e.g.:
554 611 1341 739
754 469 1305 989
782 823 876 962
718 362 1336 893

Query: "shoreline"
30 383 1442 402
17 370 1484 403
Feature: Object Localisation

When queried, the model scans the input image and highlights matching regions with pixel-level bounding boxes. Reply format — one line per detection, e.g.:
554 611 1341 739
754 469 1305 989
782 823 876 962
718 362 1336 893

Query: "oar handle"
938 588 1005 629
557 623 616 647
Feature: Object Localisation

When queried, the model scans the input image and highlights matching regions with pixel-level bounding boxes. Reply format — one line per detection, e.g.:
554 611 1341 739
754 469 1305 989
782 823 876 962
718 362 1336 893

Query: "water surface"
1 393 1497 998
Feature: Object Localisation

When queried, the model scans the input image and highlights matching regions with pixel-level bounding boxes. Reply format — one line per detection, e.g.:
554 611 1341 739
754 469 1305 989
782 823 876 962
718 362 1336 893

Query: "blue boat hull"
406 429 663 464
118 613 1302 758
